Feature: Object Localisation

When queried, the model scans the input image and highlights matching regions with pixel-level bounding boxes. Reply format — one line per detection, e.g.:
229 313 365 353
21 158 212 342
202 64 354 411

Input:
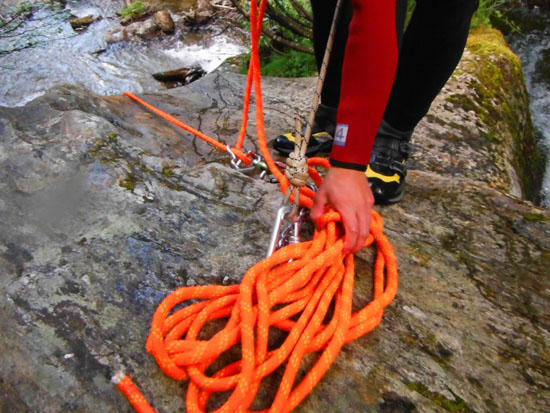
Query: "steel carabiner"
266 204 294 257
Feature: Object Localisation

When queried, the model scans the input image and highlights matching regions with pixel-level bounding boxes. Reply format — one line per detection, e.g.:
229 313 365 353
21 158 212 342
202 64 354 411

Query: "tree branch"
229 0 313 53
288 0 313 23
261 27 313 54
265 3 312 39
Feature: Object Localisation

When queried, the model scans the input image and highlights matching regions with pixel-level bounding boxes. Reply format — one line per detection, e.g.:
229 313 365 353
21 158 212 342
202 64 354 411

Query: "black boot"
272 103 337 157
366 119 413 204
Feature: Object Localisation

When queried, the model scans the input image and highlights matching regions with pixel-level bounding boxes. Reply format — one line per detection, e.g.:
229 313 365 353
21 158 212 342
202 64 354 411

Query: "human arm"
311 0 398 254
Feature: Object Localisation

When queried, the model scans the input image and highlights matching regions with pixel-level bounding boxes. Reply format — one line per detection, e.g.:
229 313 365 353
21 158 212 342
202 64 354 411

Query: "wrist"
329 158 368 172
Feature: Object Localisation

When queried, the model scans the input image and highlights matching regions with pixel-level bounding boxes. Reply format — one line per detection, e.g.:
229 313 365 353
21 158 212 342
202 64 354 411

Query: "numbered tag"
334 124 349 147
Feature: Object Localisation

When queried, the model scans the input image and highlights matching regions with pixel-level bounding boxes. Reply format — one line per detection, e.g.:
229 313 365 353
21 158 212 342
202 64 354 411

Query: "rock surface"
154 10 175 33
1 31 549 413
69 15 95 31
106 9 175 42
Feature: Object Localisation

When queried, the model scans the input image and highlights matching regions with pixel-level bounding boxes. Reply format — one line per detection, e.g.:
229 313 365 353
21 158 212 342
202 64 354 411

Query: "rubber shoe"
366 120 413 205
273 130 333 157
272 103 337 157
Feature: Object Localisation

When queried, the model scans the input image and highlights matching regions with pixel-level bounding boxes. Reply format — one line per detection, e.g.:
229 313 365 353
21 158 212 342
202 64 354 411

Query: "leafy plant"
230 0 313 54
120 2 146 20
471 0 518 30
260 49 317 77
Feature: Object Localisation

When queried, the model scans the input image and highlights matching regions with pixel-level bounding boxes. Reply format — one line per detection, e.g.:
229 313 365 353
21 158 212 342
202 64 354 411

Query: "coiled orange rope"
144 209 396 413
117 0 398 411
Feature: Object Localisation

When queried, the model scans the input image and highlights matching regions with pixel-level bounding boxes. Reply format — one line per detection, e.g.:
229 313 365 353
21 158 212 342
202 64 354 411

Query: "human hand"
310 167 374 255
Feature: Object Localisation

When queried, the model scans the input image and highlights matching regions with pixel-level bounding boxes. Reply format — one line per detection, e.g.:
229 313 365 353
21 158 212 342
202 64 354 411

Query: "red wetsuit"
329 0 398 172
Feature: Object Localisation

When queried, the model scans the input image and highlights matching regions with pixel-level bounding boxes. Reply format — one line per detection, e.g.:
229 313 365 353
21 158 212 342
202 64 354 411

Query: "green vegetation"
471 0 516 30
407 382 475 413
262 50 316 77
241 49 317 78
406 0 517 30
464 27 546 202
232 0 315 77
236 0 519 77
120 2 147 20
119 178 136 191
161 166 174 177
521 211 549 223
17 2 34 13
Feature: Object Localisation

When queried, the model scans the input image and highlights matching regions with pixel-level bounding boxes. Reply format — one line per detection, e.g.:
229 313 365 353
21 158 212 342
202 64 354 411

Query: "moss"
119 178 136 191
465 27 546 204
521 211 549 223
161 166 174 177
88 135 123 164
120 2 146 20
446 94 478 113
480 130 499 143
426 114 448 127
407 382 475 413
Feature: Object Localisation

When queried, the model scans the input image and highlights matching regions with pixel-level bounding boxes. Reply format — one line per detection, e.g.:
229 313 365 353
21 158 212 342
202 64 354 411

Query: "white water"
0 0 247 107
507 8 550 207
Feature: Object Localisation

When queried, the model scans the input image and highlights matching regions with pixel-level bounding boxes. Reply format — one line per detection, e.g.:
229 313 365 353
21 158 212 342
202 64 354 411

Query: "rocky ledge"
0 28 549 412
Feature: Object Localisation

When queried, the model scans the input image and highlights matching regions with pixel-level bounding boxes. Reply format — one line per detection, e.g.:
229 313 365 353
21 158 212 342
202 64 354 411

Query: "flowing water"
2 2 549 206
506 6 550 207
0 0 247 107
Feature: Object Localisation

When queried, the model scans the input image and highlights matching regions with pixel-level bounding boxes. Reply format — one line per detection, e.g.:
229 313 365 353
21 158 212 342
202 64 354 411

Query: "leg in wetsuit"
275 0 479 203
311 0 479 132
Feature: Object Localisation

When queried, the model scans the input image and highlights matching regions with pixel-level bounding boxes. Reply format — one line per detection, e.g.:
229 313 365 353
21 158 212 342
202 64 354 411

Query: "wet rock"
69 15 94 31
183 0 214 25
154 10 175 34
106 9 176 42
152 66 206 88
127 17 159 39
534 47 550 85
0 29 549 413
104 26 129 43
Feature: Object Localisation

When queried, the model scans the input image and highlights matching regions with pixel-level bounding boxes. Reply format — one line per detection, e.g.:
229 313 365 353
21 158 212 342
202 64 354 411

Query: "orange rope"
117 0 398 411
113 373 155 413
144 210 396 413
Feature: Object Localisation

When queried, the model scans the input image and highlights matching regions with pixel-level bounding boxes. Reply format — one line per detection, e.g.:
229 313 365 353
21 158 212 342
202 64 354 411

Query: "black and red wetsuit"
310 0 479 172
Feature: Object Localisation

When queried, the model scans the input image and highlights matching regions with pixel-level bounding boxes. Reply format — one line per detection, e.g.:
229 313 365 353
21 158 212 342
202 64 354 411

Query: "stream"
506 6 550 207
1 1 549 206
0 0 247 107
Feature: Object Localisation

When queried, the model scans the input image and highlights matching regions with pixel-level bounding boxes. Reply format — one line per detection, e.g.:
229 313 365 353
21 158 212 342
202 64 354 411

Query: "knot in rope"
285 151 309 188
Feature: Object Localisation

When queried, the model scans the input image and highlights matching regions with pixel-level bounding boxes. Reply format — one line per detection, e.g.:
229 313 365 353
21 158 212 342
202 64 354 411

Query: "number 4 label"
334 124 349 147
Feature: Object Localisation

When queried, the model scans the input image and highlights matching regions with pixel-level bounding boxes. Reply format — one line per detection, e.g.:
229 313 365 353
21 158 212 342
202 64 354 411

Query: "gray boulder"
0 29 549 412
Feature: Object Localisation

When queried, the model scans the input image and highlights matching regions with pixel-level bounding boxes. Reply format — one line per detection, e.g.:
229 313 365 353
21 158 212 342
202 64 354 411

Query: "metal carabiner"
226 146 267 175
227 146 254 173
266 204 294 257
279 207 309 248
268 206 310 257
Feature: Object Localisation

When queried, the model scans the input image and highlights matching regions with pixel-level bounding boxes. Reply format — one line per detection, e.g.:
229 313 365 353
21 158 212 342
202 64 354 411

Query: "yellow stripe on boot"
280 131 331 143
366 164 401 183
